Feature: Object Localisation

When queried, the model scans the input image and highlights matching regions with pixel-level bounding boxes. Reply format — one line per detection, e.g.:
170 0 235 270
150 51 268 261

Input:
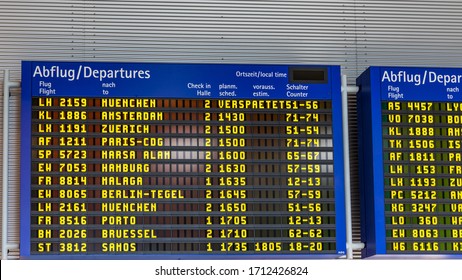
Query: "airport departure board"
357 66 462 257
20 61 346 258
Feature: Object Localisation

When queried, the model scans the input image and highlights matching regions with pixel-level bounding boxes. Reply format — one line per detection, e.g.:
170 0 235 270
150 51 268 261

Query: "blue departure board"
357 66 462 257
20 61 346 259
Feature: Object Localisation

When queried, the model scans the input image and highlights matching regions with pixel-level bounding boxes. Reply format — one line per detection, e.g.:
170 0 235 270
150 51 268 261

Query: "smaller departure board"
357 66 462 257
20 61 346 259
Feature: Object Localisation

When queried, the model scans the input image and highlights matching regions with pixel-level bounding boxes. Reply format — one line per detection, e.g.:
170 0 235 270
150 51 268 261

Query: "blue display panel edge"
356 66 462 258
20 61 346 259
